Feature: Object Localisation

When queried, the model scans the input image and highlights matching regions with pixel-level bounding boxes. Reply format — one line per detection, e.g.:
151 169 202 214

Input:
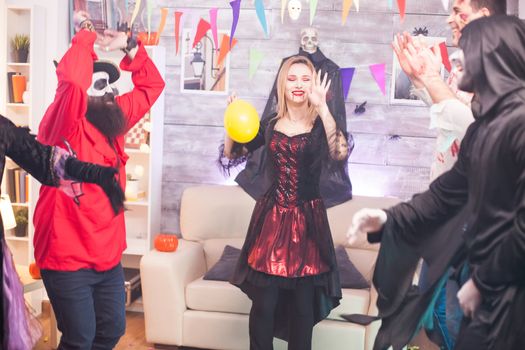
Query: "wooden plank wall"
155 0 512 234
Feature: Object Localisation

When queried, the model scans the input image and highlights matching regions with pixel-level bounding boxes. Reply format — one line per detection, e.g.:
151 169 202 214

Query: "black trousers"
453 317 489 350
249 282 315 350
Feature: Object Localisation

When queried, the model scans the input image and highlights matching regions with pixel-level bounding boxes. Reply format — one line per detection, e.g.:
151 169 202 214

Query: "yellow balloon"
223 99 260 143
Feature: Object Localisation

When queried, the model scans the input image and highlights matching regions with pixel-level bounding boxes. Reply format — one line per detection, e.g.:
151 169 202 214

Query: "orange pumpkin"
154 234 179 252
29 262 41 279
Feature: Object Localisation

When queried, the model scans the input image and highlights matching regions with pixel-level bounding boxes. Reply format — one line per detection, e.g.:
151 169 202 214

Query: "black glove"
65 157 125 215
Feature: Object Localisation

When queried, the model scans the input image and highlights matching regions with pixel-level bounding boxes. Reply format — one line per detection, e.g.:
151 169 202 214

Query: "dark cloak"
235 48 354 207
351 15 525 350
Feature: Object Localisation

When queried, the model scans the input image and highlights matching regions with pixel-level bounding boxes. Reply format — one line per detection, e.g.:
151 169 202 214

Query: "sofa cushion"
186 278 252 314
203 238 244 270
186 277 370 320
336 246 369 289
203 245 240 281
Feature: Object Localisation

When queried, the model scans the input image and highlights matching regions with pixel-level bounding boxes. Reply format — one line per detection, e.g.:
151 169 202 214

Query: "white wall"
520 0 525 18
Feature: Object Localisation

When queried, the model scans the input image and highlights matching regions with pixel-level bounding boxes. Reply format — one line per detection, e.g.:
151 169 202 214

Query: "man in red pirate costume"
34 11 165 350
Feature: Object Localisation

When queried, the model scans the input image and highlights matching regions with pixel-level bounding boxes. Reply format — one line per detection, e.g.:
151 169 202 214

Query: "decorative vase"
12 74 26 103
22 90 30 104
14 48 29 63
125 180 140 201
14 223 27 237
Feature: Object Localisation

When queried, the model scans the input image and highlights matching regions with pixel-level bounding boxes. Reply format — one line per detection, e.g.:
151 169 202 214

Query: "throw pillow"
336 245 370 289
203 245 241 281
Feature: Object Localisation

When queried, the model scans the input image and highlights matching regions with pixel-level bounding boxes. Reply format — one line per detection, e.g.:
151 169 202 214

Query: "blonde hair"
275 56 317 122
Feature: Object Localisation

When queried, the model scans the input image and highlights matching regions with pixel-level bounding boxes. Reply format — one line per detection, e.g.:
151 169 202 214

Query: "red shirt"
34 30 165 271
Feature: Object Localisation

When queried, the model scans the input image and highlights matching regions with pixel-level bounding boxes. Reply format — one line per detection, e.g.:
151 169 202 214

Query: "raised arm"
38 29 97 145
310 71 349 161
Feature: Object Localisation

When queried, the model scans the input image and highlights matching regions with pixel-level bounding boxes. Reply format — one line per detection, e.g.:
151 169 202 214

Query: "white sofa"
141 185 400 350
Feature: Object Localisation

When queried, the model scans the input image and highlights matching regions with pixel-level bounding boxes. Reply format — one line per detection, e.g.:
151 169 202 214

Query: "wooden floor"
33 305 437 350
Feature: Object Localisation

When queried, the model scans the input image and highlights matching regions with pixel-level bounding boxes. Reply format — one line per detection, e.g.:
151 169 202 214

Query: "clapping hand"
97 29 128 52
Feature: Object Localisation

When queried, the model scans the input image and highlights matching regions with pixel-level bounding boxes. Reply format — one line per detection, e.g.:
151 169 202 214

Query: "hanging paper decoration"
230 0 241 46
174 11 184 55
397 0 406 22
217 34 238 66
255 0 269 37
355 0 360 12
147 0 154 39
154 8 168 45
193 19 211 49
249 48 264 79
310 0 318 25
281 0 287 23
388 0 393 10
342 0 352 25
209 8 219 49
438 42 452 72
129 0 142 27
288 0 302 21
369 63 386 95
441 0 449 11
340 67 356 100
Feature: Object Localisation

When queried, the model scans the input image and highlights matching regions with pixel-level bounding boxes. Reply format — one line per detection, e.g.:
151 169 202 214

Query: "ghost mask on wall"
288 0 302 21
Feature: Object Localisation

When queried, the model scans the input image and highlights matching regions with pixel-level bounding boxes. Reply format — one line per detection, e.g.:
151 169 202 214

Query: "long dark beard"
86 94 127 140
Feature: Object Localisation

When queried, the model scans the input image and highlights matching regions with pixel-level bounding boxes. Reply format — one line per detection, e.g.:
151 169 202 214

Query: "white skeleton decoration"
288 0 302 21
300 27 319 54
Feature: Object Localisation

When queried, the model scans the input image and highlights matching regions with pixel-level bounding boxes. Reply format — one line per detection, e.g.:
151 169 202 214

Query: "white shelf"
125 200 149 207
7 62 30 66
125 148 150 155
6 103 30 107
5 235 29 242
125 238 148 255
12 202 29 207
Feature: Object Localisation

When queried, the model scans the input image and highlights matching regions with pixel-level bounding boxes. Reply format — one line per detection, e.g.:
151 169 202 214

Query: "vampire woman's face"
284 63 313 106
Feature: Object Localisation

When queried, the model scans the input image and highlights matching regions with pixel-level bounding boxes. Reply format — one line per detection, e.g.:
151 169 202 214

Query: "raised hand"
346 208 387 245
227 91 238 105
98 30 128 52
393 32 421 85
309 70 331 110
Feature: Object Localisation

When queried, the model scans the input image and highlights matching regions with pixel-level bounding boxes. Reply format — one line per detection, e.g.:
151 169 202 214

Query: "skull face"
288 0 302 21
300 27 319 54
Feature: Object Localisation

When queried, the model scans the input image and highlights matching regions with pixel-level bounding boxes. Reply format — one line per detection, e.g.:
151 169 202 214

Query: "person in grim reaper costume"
234 27 354 207
346 15 525 350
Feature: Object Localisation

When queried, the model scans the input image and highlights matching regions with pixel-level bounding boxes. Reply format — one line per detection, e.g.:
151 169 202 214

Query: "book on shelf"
4 167 28 203
7 72 15 103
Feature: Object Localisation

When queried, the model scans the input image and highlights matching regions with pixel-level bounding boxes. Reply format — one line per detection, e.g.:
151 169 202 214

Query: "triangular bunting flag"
255 0 269 37
387 0 393 10
355 0 360 12
340 68 356 100
342 0 352 25
155 8 168 45
193 19 211 48
209 8 219 49
438 42 452 72
369 63 386 95
174 11 184 55
441 0 449 11
217 34 238 66
281 0 287 23
249 48 264 79
130 0 142 27
147 0 154 39
397 0 406 22
230 0 241 46
310 0 319 25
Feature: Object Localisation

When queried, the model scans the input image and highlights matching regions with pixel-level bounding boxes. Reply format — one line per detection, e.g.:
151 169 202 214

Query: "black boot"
65 157 125 214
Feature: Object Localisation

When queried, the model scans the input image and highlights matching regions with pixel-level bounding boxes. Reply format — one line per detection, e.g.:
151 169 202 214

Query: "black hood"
459 15 525 118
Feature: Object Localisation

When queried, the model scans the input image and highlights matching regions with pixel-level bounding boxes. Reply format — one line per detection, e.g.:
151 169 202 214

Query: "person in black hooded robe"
234 27 354 207
346 15 525 350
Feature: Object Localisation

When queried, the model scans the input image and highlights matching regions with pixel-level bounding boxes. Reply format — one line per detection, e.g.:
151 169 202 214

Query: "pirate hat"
53 59 120 84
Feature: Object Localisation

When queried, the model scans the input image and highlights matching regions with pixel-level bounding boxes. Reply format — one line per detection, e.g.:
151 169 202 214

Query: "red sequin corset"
247 130 329 278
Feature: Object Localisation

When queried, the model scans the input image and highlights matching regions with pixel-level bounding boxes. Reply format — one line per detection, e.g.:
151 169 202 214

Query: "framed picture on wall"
390 36 446 106
70 0 147 40
180 29 231 95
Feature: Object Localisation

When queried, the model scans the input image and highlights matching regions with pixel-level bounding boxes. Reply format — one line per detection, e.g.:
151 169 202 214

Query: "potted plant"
11 34 30 63
14 207 28 237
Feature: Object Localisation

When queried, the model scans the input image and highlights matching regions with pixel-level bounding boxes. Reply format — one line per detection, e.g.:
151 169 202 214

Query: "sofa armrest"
140 239 206 346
